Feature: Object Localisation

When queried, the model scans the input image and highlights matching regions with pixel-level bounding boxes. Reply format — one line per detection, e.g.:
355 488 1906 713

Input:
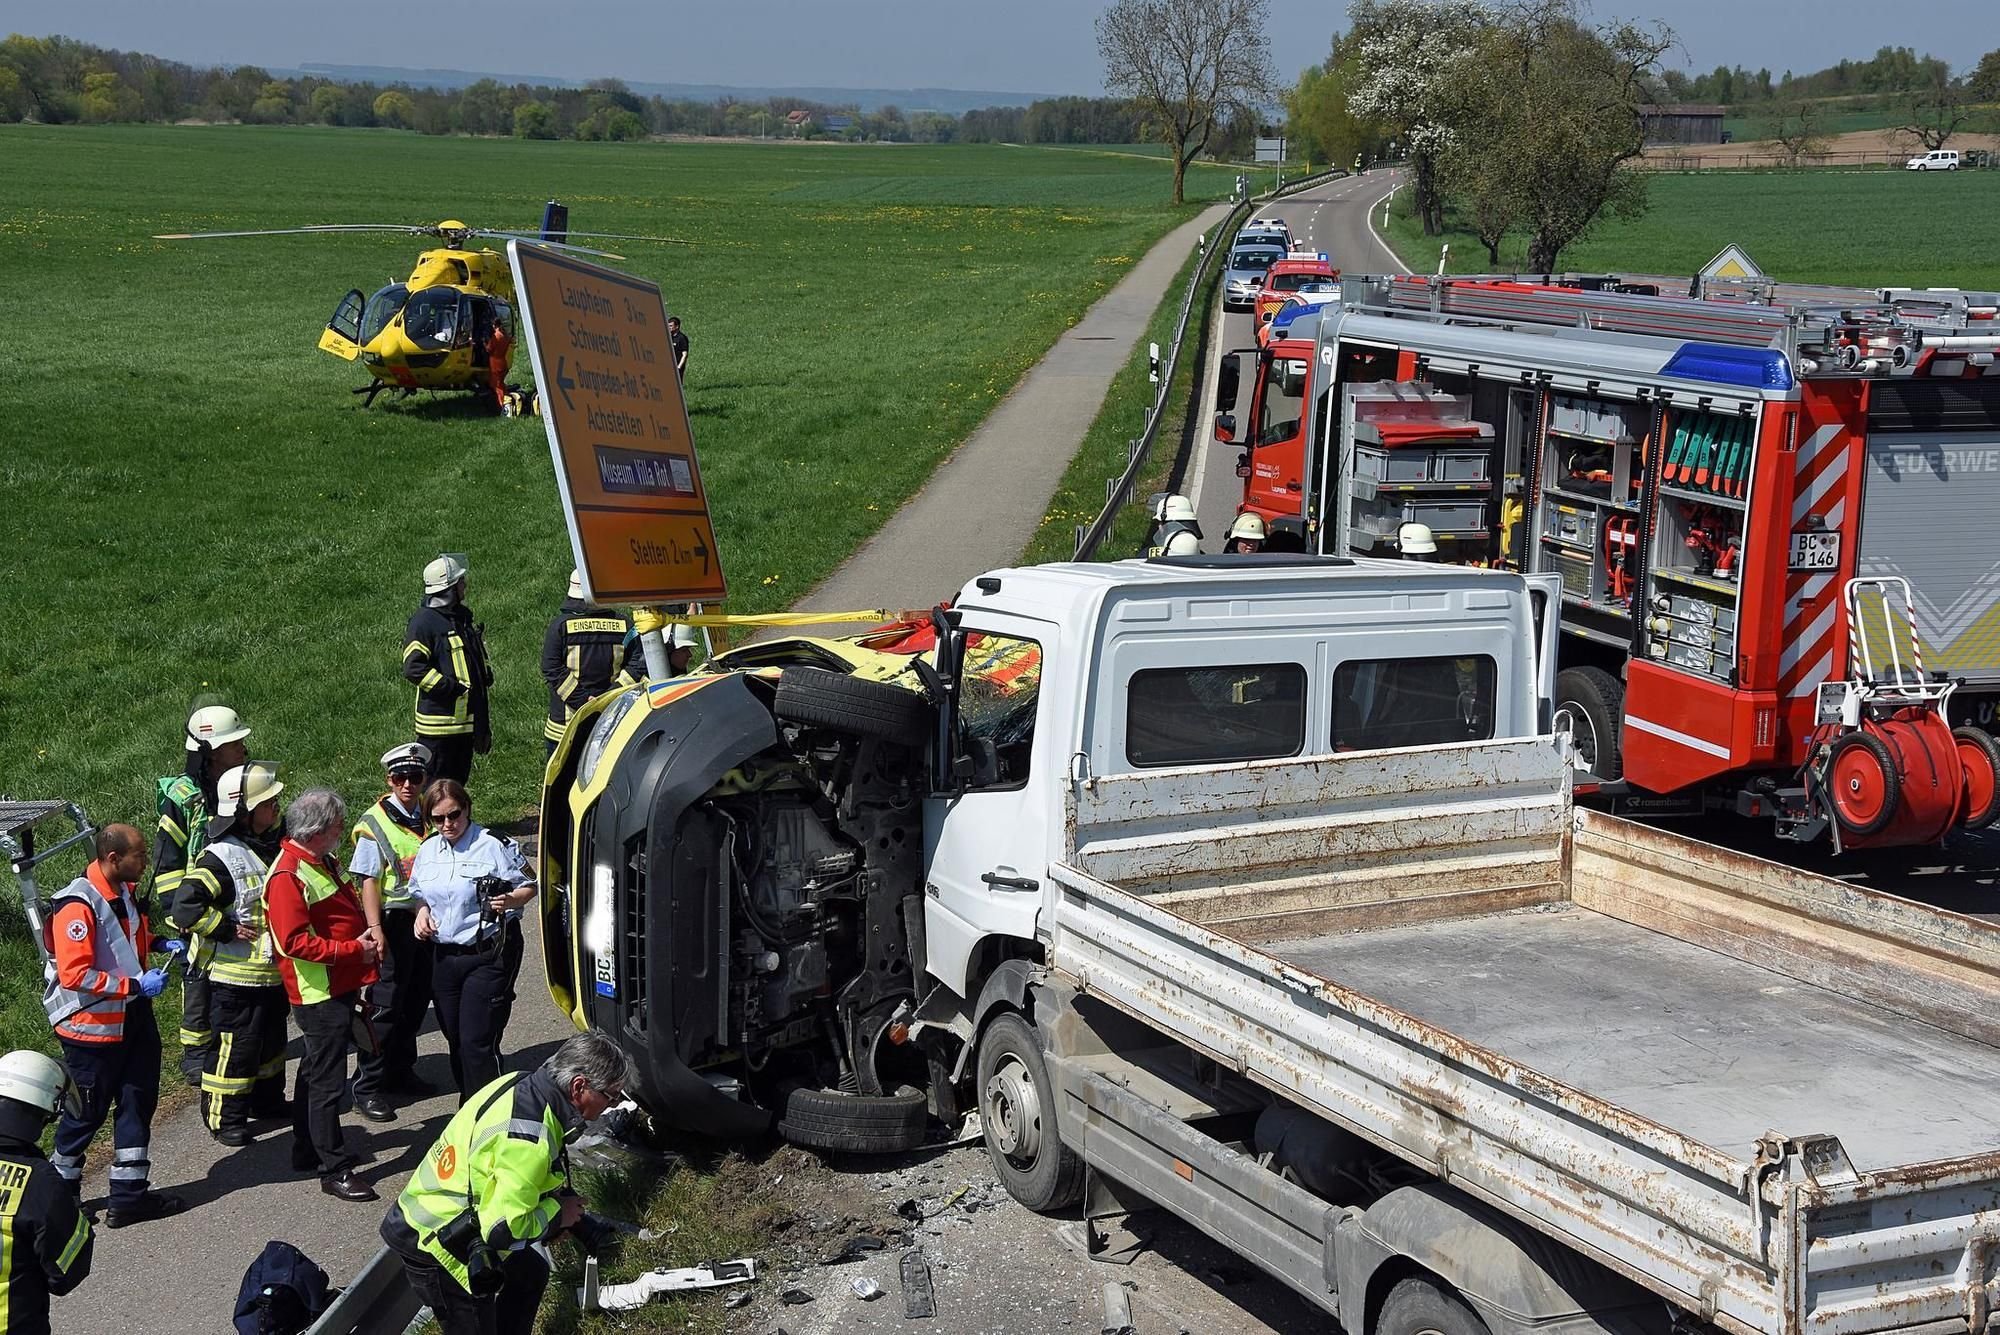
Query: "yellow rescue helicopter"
155 203 686 409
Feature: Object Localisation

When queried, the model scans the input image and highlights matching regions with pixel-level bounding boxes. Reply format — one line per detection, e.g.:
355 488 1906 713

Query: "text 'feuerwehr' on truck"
539 553 2000 1335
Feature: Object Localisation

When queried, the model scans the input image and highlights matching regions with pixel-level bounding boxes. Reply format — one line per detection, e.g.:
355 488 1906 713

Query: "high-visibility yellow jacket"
380 1070 583 1291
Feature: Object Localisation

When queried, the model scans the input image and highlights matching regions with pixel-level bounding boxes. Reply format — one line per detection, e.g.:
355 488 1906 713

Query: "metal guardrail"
304 1244 423 1335
1071 168 1347 560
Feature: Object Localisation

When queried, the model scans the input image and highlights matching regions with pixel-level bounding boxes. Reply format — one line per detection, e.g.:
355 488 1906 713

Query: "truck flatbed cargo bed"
1265 905 2000 1171
1053 738 2000 1335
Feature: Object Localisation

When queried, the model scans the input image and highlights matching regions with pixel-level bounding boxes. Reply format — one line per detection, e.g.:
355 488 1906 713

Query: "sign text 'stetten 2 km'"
508 240 726 604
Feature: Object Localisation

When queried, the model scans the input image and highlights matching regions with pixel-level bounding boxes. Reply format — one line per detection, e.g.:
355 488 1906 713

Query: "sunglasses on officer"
388 768 426 787
428 804 469 828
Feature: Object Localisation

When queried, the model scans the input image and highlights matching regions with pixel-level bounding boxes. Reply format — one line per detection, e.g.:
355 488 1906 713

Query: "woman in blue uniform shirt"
408 779 535 1102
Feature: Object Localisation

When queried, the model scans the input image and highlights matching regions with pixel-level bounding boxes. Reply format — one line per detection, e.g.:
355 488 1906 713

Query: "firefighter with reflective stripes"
0 1051 97 1333
380 1032 630 1333
41 824 185 1227
403 555 494 784
147 703 251 1089
350 743 435 1116
170 763 291 1146
539 569 641 754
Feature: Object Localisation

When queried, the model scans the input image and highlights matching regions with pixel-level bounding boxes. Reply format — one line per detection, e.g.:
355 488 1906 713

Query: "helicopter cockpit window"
401 289 460 349
360 285 408 345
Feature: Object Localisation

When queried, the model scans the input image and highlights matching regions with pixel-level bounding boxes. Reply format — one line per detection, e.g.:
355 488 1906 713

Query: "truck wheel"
1825 730 1901 837
1553 667 1623 781
1952 727 2000 827
976 1012 1083 1213
775 1086 928 1154
1377 1276 1491 1335
774 667 931 746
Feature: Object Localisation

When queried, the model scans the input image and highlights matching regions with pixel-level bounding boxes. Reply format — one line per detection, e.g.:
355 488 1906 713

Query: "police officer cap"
380 742 433 775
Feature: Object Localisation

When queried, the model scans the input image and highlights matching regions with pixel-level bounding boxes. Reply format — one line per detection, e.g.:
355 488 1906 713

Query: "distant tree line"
0 31 1268 157
1660 46 1952 107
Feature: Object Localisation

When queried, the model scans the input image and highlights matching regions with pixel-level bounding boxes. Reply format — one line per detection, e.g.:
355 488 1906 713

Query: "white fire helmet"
566 568 583 600
423 554 468 595
1157 494 1198 524
185 704 251 753
1163 530 1202 556
215 762 285 819
1398 522 1438 556
0 1050 80 1119
1228 513 1268 542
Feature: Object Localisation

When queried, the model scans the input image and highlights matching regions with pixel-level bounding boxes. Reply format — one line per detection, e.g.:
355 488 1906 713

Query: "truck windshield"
1257 358 1309 446
960 633 1042 789
1125 663 1307 768
1333 656 1496 752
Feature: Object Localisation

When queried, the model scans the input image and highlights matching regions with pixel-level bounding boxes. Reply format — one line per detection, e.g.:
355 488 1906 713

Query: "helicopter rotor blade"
482 233 628 261
152 224 436 240
514 228 695 246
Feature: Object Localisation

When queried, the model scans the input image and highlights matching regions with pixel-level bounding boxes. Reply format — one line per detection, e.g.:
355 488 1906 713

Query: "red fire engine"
1219 273 2000 849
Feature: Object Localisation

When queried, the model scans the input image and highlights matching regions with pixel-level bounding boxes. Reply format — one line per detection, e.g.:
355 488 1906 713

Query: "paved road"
1190 171 1406 542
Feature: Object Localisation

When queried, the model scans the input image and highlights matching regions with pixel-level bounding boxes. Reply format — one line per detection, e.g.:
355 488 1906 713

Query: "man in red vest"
264 789 381 1202
40 824 185 1226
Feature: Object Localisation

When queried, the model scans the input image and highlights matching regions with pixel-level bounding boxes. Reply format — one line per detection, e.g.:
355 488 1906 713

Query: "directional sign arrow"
555 355 577 412
693 532 711 575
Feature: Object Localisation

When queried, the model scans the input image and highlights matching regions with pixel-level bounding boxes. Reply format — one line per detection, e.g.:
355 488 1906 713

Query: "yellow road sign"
508 240 725 604
1701 243 1764 282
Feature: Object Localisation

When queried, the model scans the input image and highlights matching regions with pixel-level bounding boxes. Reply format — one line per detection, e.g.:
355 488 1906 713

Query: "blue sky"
7 0 1997 96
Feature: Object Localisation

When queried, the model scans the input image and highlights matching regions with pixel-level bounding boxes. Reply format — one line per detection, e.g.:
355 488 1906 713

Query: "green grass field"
1721 108 1903 140
1382 171 2000 288
0 124 1232 1060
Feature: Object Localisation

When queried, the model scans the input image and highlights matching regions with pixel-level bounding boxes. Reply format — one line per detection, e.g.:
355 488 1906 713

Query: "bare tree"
1097 0 1276 204
1898 78 1971 151
1443 0 1671 275
1762 98 1827 168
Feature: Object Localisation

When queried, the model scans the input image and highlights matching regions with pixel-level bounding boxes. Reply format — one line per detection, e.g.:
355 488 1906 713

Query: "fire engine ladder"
1841 576 1953 709
1366 274 1798 348
0 800 94 964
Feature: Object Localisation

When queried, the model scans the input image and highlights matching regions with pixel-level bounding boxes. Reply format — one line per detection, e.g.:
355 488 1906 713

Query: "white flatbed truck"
543 554 2000 1335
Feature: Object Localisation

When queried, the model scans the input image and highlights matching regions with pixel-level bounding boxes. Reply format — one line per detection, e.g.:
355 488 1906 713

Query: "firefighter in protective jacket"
147 703 251 1088
404 556 493 785
0 1050 96 1334
170 763 290 1145
539 570 641 753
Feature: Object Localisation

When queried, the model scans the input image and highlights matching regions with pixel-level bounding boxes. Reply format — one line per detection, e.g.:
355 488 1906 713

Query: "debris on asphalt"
726 1290 754 1309
780 1286 815 1305
851 1275 885 1301
575 1256 759 1312
1101 1278 1137 1335
901 1250 936 1319
821 1233 888 1264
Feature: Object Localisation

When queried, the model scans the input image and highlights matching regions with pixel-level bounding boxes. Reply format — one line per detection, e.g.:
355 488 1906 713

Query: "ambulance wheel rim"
1831 742 1891 827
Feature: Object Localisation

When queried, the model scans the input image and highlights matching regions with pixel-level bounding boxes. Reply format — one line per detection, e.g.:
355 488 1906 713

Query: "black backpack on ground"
234 1240 335 1335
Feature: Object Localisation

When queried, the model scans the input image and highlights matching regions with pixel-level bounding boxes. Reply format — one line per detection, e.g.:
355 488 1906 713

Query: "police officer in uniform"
403 556 494 785
539 570 640 756
407 780 535 1102
171 763 291 1146
42 824 185 1226
380 1032 630 1335
0 1050 96 1333
351 743 436 1116
147 704 251 1089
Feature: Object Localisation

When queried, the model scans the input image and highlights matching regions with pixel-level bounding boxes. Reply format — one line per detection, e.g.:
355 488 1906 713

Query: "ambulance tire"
776 1085 929 1154
774 668 932 746
1554 667 1624 781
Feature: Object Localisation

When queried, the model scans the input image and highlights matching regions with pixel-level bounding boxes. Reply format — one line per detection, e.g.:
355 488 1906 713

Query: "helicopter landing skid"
353 383 417 407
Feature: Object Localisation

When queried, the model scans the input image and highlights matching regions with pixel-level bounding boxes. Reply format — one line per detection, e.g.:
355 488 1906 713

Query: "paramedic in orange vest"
265 789 382 1203
41 824 186 1227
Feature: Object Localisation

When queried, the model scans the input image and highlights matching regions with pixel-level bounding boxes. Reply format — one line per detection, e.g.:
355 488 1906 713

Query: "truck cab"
537 556 1552 1144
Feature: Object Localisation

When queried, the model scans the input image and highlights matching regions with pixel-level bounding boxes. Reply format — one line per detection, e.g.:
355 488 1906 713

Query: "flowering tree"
1344 0 1491 236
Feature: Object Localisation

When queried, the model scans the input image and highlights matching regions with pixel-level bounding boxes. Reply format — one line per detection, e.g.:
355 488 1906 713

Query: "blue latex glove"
155 938 185 960
137 968 169 999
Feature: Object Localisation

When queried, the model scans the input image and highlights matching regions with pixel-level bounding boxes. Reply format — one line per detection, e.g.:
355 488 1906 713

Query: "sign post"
507 241 726 620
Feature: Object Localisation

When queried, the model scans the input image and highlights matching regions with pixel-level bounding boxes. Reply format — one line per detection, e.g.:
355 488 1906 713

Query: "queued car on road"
1253 253 1340 333
1222 239 1287 311
1244 215 1293 248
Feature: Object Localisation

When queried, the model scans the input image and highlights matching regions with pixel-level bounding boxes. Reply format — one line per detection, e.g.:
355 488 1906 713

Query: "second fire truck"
1220 272 2000 850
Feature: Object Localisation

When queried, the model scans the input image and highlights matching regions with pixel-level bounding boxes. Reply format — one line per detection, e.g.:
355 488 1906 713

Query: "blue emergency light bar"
1660 342 1794 391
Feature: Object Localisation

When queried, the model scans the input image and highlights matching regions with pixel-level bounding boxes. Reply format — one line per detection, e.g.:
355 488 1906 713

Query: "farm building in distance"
1640 104 1726 145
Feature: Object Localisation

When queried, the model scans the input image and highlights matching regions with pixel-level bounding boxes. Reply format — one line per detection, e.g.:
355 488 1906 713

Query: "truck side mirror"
1214 412 1237 444
1216 353 1241 408
928 607 965 797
